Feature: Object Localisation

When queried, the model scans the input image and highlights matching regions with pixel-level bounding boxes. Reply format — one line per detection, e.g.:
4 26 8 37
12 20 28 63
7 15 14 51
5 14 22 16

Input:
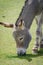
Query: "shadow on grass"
6 50 43 62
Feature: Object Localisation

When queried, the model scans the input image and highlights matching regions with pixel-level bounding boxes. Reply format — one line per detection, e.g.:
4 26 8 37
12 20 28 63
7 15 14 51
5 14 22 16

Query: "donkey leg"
32 13 42 54
40 21 43 50
32 27 40 54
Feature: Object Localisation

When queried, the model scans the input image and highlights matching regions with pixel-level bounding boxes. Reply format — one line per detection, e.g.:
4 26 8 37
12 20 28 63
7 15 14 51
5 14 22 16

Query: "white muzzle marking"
17 48 26 54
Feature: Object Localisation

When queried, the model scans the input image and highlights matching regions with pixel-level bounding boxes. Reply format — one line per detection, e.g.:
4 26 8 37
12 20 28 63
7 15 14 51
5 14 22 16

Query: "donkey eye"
20 37 23 40
18 35 24 42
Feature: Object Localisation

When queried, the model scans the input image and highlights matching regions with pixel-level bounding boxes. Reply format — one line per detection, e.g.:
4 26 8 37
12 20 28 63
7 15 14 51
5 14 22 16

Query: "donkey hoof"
32 48 38 55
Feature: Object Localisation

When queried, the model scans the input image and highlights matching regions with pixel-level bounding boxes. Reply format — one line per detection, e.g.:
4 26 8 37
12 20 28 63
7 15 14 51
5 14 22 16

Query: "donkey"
0 0 43 55
15 0 43 54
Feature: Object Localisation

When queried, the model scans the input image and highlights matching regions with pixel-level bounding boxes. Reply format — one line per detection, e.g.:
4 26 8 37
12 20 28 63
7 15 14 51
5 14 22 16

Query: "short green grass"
0 0 43 65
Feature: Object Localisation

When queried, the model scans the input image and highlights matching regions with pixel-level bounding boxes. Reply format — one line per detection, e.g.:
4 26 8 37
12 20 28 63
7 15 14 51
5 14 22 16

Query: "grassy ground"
0 0 43 65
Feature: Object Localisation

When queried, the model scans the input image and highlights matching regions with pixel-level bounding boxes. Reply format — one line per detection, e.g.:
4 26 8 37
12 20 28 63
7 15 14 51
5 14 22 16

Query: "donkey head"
13 20 32 56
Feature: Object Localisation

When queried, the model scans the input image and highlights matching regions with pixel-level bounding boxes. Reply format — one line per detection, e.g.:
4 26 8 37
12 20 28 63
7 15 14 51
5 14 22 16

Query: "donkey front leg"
32 13 42 54
40 13 43 50
32 27 40 54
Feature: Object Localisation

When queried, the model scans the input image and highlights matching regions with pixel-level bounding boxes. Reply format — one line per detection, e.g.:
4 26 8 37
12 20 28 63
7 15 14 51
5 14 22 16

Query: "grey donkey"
0 0 43 55
15 0 43 54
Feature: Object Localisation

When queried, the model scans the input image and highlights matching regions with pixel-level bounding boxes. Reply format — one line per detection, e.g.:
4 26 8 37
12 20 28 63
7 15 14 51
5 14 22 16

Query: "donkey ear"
19 20 22 26
22 20 25 25
20 19 25 26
